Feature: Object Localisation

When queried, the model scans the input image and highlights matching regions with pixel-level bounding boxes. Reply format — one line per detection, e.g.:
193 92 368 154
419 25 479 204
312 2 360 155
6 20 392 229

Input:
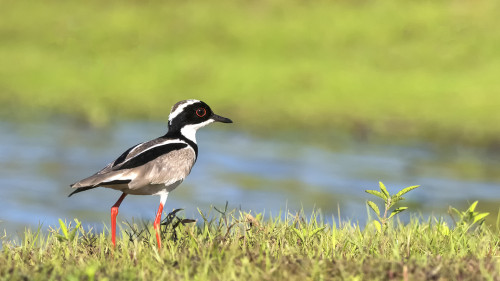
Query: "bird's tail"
69 173 132 197
68 185 98 197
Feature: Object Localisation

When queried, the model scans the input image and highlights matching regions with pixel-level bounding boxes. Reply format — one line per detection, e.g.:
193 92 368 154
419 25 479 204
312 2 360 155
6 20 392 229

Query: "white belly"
106 180 183 196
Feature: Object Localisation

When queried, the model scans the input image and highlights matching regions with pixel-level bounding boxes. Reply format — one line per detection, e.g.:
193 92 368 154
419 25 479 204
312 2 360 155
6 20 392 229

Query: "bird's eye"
196 108 206 117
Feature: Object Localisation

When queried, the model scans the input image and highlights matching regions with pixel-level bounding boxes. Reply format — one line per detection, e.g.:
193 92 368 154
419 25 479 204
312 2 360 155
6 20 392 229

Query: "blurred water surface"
1 119 499 234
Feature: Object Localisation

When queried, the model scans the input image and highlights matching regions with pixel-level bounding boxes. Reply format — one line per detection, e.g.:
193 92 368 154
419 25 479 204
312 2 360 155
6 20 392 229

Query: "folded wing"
69 138 195 196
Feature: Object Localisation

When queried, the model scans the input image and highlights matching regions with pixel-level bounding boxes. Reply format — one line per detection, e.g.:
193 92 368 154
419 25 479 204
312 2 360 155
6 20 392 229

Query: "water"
1 119 499 234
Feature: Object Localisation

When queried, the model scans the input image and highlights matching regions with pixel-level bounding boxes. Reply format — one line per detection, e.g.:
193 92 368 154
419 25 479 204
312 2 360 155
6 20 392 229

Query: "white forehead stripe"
168 99 200 123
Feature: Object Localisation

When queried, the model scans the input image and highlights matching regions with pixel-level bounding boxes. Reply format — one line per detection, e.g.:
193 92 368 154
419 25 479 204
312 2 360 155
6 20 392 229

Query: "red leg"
154 202 164 249
154 193 168 250
111 193 127 248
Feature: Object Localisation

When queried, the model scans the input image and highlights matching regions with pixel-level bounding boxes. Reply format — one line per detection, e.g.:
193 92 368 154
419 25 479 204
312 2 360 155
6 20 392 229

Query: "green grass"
1 0 500 144
1 208 499 281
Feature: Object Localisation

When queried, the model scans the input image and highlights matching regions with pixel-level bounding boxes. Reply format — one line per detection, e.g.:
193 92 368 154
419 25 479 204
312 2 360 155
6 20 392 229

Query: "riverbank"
1 0 500 145
1 209 499 280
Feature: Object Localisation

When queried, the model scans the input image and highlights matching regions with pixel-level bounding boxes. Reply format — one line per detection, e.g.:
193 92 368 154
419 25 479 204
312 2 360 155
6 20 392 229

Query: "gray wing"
126 147 196 190
69 138 195 196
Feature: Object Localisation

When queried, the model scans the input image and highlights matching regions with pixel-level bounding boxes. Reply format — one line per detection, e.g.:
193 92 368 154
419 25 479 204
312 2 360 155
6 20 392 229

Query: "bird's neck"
163 127 199 157
166 125 197 144
169 120 214 144
180 124 200 144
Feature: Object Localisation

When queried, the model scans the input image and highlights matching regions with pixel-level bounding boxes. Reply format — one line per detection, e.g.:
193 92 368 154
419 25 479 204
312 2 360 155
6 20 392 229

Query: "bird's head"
168 99 232 142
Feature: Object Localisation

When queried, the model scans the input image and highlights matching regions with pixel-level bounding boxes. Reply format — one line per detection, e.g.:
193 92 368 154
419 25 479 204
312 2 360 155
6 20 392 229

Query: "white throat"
180 119 214 143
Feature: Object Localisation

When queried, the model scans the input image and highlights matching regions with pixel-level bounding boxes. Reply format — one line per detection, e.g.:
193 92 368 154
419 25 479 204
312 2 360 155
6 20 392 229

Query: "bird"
69 99 232 249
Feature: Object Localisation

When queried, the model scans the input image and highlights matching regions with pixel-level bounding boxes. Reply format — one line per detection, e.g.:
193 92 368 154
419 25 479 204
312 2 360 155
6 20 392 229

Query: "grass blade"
58 219 68 239
394 185 420 198
367 201 380 217
379 182 389 198
372 220 382 233
468 201 478 213
310 227 325 238
366 190 386 201
292 228 305 243
473 212 489 224
389 207 408 219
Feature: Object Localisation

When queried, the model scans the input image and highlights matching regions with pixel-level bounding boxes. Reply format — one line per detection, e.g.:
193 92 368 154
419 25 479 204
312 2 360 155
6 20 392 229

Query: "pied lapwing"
69 99 232 249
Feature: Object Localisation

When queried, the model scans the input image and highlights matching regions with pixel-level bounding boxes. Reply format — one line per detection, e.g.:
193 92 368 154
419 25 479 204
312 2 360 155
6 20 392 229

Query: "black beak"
211 113 233 123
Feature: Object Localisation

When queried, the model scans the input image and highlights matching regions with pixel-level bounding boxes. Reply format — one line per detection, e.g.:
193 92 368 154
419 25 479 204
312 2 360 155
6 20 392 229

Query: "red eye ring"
196 108 206 117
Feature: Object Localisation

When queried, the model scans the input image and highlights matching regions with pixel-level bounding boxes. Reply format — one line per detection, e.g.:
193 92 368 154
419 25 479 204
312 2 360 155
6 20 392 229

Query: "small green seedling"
51 219 82 242
366 182 420 232
292 224 325 245
449 201 489 230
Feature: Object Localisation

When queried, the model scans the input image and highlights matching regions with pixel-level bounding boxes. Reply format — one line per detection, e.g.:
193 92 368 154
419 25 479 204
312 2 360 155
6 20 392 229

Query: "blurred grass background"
1 0 500 144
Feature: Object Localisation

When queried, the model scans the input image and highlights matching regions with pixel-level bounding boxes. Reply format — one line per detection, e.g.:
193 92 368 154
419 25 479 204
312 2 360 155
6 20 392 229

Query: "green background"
1 0 499 144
